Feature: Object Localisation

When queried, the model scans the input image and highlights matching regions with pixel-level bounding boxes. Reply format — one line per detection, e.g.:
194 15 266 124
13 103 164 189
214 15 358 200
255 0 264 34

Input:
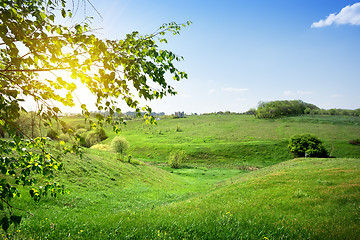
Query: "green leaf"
10 215 22 225
1 217 9 232
39 12 46 21
61 8 66 18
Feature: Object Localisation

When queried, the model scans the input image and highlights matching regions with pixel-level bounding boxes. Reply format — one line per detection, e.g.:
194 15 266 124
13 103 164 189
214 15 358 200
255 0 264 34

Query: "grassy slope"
14 147 243 239
113 157 360 240
8 115 360 239
17 157 360 239
105 115 360 166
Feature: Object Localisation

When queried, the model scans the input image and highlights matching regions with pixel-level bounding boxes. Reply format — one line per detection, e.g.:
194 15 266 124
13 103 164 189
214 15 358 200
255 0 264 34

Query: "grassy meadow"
5 114 360 239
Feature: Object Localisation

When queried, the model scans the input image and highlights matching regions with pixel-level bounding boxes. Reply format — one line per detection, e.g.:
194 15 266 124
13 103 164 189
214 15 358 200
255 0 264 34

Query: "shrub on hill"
85 131 101 148
97 128 108 141
59 133 70 142
75 128 88 136
111 136 129 154
168 150 186 169
288 134 328 158
75 128 108 148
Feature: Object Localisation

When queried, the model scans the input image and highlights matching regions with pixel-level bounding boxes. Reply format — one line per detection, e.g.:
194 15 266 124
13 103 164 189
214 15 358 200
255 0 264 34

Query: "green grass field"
110 115 360 165
4 115 360 239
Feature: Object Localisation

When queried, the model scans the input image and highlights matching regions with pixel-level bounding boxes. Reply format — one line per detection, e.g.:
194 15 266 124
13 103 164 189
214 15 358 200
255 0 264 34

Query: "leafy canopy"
255 100 319 119
0 0 190 232
288 134 328 158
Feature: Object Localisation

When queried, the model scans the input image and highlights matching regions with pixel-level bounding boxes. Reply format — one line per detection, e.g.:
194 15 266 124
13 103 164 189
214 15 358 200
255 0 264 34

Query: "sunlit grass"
14 157 360 239
6 114 359 239
110 115 360 165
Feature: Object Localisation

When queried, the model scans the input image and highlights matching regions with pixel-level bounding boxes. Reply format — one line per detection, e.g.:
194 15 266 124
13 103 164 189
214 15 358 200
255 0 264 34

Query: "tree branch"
0 197 34 216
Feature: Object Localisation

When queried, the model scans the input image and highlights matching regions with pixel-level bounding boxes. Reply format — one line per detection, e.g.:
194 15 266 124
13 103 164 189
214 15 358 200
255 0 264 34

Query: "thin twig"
1 197 34 216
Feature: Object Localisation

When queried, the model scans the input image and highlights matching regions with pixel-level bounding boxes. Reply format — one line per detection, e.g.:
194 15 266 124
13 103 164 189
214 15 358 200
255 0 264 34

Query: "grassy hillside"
5 114 359 239
15 157 360 239
115 157 360 239
103 115 360 166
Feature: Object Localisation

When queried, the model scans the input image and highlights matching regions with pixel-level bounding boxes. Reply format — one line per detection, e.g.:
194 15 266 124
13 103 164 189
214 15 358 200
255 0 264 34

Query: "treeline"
0 111 108 148
252 100 360 119
303 108 360 116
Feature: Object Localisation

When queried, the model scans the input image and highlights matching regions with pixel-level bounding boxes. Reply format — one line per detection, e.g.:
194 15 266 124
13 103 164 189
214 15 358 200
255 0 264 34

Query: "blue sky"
82 0 360 114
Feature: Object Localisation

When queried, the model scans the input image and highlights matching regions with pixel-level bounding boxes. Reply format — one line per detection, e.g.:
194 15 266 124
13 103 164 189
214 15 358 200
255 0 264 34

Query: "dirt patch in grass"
237 166 259 171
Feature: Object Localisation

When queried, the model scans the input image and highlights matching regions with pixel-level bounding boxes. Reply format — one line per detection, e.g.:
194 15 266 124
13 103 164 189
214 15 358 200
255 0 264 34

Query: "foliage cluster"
111 136 129 155
254 100 360 118
255 100 318 119
0 137 65 232
81 128 108 148
288 134 328 158
168 150 186 169
304 108 360 116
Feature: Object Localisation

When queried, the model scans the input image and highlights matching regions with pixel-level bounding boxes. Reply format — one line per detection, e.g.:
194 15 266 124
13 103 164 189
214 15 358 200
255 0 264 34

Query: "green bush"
58 133 70 142
77 135 87 147
74 128 88 147
75 128 88 136
168 150 186 169
96 127 108 141
288 134 328 158
85 131 102 148
77 128 108 148
46 129 58 140
111 136 129 154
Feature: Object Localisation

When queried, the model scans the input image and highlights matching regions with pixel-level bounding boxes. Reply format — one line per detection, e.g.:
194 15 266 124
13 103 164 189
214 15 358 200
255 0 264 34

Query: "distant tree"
255 100 319 119
0 0 189 231
244 108 256 115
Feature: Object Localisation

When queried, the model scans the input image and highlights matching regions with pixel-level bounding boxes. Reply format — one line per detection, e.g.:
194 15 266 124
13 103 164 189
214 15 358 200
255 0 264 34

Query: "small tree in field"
288 134 328 158
111 136 129 155
168 150 186 169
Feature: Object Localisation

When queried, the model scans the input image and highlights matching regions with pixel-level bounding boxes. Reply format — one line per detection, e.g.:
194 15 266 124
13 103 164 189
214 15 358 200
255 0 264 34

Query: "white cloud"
311 2 360 28
283 90 314 96
235 97 247 102
179 93 191 99
331 94 343 98
296 91 314 95
221 87 249 93
283 90 295 96
208 89 217 94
